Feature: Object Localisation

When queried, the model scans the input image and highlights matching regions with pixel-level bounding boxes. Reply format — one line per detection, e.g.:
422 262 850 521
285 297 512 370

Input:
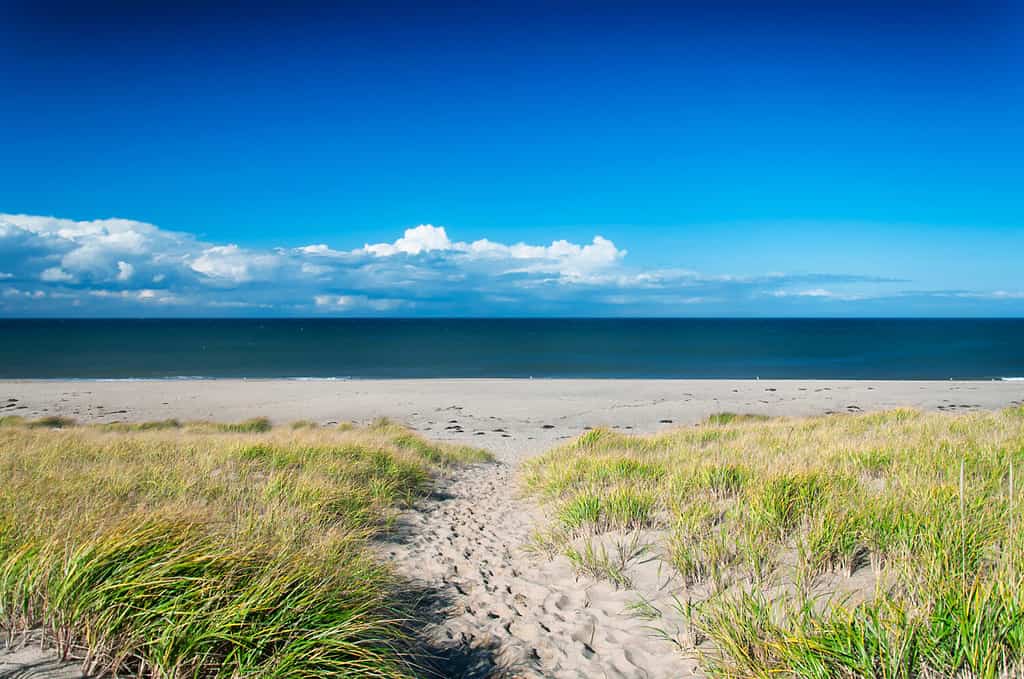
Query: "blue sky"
1 0 1021 316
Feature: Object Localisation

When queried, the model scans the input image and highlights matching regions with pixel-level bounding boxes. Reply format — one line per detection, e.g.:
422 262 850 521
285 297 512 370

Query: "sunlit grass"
0 418 491 677
524 406 1024 677
0 415 77 429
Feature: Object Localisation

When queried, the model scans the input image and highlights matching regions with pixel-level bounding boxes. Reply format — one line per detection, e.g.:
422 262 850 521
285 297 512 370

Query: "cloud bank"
1 213 1020 316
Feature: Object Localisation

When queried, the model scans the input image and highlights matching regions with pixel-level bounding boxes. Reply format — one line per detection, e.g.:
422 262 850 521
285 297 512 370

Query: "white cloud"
41 267 74 282
297 244 333 255
89 288 182 304
772 288 834 297
361 224 452 256
769 288 866 301
300 262 332 276
314 294 407 311
1 213 199 291
2 211 1020 316
3 214 189 281
190 245 279 283
958 290 1024 300
116 261 134 281
461 235 624 278
351 225 626 281
3 288 46 299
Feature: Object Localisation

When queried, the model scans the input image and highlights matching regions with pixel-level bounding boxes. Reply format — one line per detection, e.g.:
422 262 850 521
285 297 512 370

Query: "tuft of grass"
100 418 182 432
559 493 603 530
692 464 749 497
376 419 491 465
604 487 657 528
0 419 491 677
25 415 77 428
524 408 1024 677
704 412 770 425
747 472 825 537
1 415 78 428
565 532 649 589
215 416 273 433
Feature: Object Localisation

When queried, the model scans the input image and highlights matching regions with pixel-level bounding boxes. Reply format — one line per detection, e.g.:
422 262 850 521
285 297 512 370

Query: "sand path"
383 457 699 678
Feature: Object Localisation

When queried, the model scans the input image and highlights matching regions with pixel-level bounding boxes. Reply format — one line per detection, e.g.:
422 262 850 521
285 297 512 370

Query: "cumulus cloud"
360 224 453 256
769 288 864 300
314 294 408 311
191 245 280 283
89 288 182 304
306 224 626 280
1 212 1020 316
116 261 134 281
3 288 46 299
956 290 1024 300
40 267 74 283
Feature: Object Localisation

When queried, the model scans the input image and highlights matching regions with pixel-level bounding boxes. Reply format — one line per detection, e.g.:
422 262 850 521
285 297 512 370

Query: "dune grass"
0 417 490 677
524 407 1024 678
0 415 77 429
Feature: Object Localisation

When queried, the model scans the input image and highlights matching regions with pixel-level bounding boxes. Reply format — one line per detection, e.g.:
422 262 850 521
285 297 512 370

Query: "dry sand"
3 379 1023 677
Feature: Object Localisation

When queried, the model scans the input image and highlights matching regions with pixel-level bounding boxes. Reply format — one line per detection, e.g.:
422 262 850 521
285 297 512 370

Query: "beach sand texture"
3 379 1023 678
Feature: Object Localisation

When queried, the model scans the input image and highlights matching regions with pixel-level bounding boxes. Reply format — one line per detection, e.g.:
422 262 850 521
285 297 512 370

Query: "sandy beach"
3 379 1023 678
5 378 1023 448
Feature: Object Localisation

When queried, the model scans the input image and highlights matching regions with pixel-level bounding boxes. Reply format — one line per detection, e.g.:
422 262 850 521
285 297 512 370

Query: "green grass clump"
689 464 749 497
25 415 77 428
524 408 1024 677
747 472 825 536
559 493 603 530
100 418 182 431
372 418 491 465
604 487 657 528
704 412 770 425
215 416 273 433
0 420 491 677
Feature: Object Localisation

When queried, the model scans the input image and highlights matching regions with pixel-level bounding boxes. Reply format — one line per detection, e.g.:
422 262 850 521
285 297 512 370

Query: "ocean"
1 318 1022 380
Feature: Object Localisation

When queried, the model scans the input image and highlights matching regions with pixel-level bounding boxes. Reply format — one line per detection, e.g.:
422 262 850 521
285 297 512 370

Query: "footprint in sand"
382 442 696 679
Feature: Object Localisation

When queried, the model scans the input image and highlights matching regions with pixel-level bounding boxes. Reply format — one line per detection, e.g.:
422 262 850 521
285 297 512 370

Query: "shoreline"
4 376 1024 381
4 379 1022 463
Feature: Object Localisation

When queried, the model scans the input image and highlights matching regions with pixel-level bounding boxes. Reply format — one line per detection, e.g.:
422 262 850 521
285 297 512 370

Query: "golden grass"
0 417 490 677
524 407 1024 678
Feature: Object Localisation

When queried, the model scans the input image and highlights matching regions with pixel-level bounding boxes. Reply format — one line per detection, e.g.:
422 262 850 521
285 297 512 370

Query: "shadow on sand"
405 583 507 678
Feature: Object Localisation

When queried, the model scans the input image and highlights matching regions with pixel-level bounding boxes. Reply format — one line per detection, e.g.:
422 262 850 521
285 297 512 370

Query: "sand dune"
3 379 1022 677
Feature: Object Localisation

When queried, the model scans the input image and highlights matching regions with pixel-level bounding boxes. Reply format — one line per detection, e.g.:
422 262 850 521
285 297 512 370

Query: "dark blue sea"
0 319 1022 380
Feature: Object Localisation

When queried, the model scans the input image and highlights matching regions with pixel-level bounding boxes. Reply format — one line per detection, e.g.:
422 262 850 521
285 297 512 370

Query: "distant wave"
85 376 212 382
37 376 356 382
288 376 351 381
28 375 1024 382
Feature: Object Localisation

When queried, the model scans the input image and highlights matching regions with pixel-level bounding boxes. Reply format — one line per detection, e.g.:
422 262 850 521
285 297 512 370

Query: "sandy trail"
383 455 698 678
2 379 1022 677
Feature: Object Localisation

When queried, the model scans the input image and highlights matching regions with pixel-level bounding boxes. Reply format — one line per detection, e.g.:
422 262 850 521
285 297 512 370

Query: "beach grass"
524 407 1024 677
0 417 491 677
